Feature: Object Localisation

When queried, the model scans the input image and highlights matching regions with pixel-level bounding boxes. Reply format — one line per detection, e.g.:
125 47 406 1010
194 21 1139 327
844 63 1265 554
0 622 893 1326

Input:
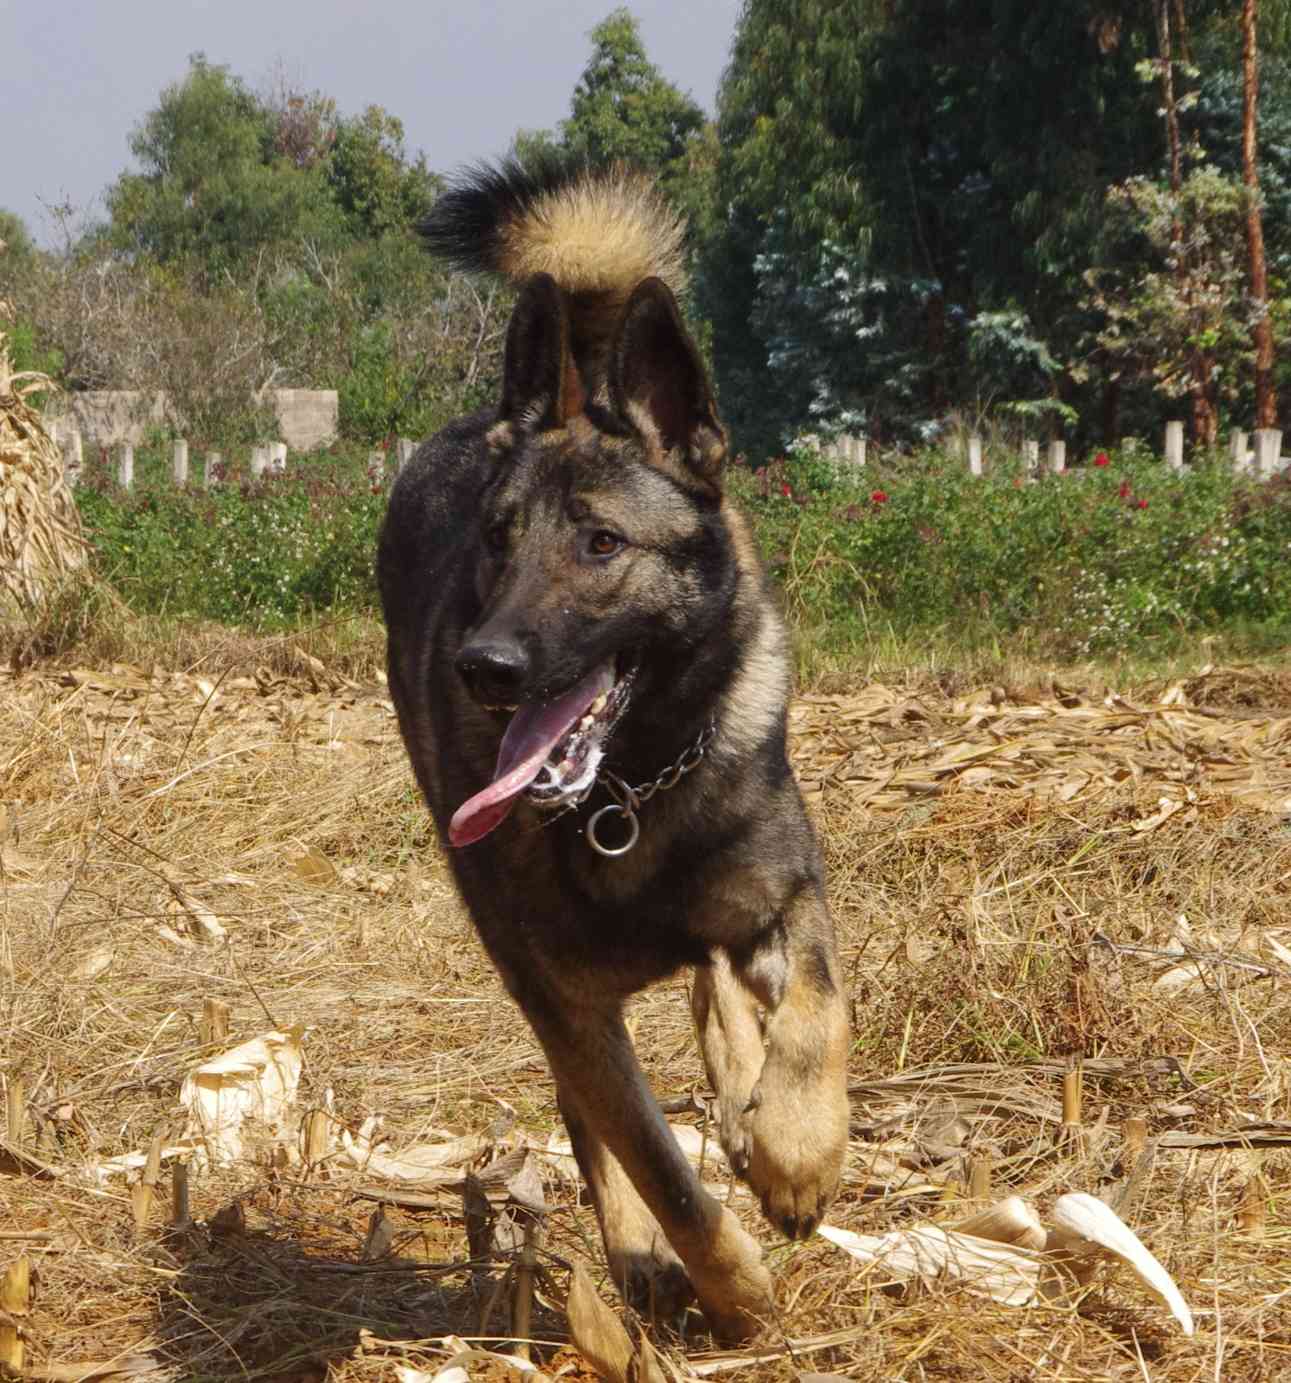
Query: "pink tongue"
449 662 614 847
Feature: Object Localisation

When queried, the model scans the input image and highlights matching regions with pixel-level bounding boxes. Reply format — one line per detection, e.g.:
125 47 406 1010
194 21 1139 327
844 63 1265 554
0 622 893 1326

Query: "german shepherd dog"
377 161 849 1341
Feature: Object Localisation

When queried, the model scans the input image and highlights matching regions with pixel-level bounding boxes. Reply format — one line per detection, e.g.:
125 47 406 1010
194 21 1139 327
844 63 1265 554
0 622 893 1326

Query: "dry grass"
0 637 1288 1381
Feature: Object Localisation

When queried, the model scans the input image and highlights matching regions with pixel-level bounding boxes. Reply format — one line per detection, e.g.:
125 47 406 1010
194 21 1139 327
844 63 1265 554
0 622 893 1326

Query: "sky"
5 0 742 246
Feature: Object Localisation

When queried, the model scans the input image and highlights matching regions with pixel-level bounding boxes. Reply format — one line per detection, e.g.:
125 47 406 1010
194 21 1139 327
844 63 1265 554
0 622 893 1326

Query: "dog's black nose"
456 639 530 704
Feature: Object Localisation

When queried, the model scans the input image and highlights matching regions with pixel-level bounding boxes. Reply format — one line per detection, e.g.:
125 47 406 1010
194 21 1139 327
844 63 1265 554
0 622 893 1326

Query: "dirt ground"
1 649 1289 1381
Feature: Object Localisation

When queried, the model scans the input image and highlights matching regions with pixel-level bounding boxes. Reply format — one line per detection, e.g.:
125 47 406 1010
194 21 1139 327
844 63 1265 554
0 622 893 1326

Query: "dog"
377 159 849 1341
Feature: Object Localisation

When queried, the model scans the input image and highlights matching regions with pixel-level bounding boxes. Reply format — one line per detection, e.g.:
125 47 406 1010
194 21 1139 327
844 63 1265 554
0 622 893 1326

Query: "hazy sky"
6 0 742 245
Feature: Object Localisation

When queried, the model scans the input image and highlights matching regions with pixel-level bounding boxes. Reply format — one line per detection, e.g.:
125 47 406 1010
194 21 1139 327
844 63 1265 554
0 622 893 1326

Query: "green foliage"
0 210 37 272
107 56 345 276
1081 166 1266 422
733 448 1291 661
562 9 705 180
75 449 383 625
328 106 437 237
514 8 714 228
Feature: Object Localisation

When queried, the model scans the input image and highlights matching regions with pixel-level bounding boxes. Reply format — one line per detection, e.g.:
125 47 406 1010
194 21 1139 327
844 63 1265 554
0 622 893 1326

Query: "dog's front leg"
727 889 851 1239
559 1091 692 1323
690 951 765 1177
534 1004 772 1342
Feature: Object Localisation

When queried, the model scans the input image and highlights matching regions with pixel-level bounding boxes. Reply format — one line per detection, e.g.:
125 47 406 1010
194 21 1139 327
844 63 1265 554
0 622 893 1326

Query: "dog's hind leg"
560 1092 692 1322
532 1003 772 1342
725 890 851 1240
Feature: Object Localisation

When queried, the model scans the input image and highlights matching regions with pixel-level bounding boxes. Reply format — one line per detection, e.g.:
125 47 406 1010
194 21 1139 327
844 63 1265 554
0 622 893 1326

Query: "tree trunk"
1155 1 1183 196
1101 375 1121 446
1243 0 1278 428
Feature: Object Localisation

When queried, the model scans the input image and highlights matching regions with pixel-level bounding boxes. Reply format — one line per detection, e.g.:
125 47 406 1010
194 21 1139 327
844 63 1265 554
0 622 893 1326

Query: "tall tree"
107 55 342 276
512 8 711 223
1243 0 1278 426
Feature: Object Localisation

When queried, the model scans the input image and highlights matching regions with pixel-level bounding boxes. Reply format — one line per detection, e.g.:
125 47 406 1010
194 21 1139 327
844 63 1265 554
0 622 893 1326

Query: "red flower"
1094 451 1111 467
1137 498 1149 509
780 482 793 498
870 490 889 505
1118 481 1132 499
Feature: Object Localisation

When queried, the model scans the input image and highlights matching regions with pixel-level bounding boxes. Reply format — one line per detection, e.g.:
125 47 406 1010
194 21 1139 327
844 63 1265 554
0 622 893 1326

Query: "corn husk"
0 315 89 613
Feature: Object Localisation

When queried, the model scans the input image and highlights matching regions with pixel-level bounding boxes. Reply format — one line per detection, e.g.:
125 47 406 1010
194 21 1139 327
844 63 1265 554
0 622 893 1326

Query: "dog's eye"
587 530 623 559
486 522 509 555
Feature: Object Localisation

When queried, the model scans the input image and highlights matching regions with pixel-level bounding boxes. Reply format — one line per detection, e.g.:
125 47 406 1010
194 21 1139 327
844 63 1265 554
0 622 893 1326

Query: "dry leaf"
72 945 115 981
1046 1192 1194 1335
292 847 337 885
179 1028 304 1165
568 1262 634 1383
817 1220 1040 1306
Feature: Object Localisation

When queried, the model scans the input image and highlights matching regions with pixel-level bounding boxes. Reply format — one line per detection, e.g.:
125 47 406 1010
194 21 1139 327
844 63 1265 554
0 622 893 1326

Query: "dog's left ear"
609 278 727 495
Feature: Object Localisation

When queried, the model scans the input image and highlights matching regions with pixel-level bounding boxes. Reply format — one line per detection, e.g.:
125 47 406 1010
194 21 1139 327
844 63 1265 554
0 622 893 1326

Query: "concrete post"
118 444 134 490
251 446 269 479
1164 420 1184 473
172 439 189 486
271 441 288 474
1230 429 1249 474
967 434 983 477
396 437 416 471
1022 439 1039 482
1047 440 1066 475
1254 428 1284 479
63 426 84 487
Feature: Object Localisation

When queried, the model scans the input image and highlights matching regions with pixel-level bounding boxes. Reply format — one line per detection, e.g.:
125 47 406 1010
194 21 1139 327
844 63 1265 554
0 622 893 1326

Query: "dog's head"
449 273 733 845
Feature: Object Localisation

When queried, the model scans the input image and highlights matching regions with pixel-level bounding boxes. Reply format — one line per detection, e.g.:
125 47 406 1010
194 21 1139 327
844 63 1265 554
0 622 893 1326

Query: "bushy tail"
420 157 686 385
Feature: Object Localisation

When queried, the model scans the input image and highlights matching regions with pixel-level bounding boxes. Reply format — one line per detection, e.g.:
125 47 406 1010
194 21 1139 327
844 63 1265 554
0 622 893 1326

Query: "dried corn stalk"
0 313 89 614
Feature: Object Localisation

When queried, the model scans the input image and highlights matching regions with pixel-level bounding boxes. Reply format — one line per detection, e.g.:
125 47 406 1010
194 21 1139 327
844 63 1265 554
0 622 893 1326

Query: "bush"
733 446 1291 658
75 445 383 625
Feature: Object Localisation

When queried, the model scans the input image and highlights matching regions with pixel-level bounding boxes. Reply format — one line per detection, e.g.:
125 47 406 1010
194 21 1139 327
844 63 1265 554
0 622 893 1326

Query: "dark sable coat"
377 161 849 1342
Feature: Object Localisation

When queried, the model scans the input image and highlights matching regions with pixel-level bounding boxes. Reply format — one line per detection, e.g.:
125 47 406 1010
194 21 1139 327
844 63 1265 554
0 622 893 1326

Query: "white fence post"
396 437 415 471
251 445 269 479
1164 420 1184 472
1230 429 1249 474
967 434 983 477
118 444 134 490
204 452 221 489
1022 439 1039 482
172 438 189 485
1047 440 1066 475
271 441 288 474
1254 427 1283 479
852 436 867 467
61 425 84 487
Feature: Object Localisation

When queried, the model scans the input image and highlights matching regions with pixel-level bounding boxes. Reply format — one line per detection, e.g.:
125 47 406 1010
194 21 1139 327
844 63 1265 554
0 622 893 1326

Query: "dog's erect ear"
610 277 727 495
494 273 585 442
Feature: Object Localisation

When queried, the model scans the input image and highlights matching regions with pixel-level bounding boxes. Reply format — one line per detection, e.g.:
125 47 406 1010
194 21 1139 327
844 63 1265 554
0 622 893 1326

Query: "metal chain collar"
585 722 716 858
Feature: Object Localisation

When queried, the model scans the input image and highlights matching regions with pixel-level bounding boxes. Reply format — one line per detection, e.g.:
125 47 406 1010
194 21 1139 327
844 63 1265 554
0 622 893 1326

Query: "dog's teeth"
579 714 594 730
590 694 607 714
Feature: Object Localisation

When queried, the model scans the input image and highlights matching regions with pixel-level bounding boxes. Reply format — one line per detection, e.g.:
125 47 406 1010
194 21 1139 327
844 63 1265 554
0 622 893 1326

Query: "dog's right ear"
489 274 584 451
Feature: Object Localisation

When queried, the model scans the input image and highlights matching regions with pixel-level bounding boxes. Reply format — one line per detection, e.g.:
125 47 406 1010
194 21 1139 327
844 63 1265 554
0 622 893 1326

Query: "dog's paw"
607 1242 694 1321
715 1088 755 1177
688 1205 774 1344
744 1058 848 1240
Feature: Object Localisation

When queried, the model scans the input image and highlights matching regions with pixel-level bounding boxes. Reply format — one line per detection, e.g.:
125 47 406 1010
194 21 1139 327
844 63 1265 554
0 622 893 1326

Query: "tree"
1083 167 1259 442
106 55 343 276
1243 0 1278 426
328 106 436 237
513 8 710 218
707 1 1177 452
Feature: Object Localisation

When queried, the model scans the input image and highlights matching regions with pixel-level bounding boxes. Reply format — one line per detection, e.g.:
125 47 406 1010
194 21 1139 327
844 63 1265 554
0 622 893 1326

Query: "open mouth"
449 659 634 847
